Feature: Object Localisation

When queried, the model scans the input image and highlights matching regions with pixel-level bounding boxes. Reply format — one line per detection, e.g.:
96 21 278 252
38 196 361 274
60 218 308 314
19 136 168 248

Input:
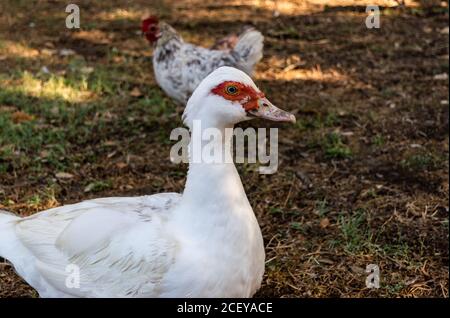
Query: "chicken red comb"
141 16 159 33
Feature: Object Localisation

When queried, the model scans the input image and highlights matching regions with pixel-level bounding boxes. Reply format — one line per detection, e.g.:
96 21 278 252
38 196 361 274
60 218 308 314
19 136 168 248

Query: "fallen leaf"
318 258 334 265
44 42 55 48
116 162 128 169
130 87 143 97
41 48 57 56
320 218 330 229
126 154 144 164
80 66 94 74
405 277 419 286
350 265 365 274
317 39 329 45
59 48 76 56
40 150 50 158
41 66 50 74
55 172 74 179
112 56 125 63
84 184 94 192
103 140 117 146
433 73 448 80
107 151 117 158
11 111 34 124
0 105 17 113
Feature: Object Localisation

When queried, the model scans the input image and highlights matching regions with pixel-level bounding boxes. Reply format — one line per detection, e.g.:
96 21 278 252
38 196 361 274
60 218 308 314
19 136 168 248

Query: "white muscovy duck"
0 67 295 298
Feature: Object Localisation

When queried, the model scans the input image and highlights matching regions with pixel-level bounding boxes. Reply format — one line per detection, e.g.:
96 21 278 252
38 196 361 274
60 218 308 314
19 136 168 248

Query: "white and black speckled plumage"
152 23 264 104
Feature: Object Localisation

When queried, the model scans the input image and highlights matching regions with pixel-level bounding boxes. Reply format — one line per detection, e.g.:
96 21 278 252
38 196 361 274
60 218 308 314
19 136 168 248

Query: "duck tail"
0 210 19 260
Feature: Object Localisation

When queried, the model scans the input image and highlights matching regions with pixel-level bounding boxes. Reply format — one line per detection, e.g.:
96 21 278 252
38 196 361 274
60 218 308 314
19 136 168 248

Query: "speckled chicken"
142 17 264 104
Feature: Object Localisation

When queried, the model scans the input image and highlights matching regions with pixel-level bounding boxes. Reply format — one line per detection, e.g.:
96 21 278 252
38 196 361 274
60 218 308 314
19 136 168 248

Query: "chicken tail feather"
232 28 264 76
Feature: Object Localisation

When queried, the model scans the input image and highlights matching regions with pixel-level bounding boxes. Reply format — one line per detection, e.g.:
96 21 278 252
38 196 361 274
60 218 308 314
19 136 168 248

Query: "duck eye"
226 85 239 95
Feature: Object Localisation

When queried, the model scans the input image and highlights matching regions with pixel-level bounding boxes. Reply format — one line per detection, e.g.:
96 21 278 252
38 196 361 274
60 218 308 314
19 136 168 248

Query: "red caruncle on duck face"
210 81 265 112
210 78 296 123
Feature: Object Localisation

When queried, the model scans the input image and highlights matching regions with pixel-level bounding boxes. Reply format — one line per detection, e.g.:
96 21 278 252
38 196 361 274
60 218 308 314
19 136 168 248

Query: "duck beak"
248 97 296 123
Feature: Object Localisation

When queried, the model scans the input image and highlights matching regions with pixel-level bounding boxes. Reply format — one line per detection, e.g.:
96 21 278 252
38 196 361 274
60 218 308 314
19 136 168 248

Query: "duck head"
183 66 296 129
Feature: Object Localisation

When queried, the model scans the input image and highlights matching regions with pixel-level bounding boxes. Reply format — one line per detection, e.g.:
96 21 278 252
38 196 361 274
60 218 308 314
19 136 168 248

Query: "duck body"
0 169 264 297
159 162 265 297
0 67 295 298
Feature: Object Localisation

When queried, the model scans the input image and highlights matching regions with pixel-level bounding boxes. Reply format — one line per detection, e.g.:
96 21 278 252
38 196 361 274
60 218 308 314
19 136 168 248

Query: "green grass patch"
337 209 378 254
295 112 340 131
372 134 385 147
0 70 111 174
315 199 329 217
289 222 304 232
84 180 112 193
400 151 444 171
322 132 352 159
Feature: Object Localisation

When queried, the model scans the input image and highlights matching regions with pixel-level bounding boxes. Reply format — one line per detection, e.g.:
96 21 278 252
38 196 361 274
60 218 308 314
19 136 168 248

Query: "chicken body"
152 23 263 104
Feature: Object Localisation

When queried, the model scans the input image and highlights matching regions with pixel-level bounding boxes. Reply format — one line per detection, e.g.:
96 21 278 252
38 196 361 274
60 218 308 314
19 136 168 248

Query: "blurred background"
0 0 448 297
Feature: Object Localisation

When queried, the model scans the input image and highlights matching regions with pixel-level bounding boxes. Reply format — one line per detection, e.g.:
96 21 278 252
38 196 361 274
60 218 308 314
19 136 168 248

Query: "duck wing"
13 193 181 297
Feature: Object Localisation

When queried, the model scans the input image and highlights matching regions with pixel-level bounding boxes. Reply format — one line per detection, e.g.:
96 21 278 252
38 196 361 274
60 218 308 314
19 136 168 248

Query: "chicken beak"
248 97 296 123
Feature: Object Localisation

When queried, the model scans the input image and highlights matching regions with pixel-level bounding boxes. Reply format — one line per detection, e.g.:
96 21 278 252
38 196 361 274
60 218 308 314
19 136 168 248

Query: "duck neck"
181 120 249 211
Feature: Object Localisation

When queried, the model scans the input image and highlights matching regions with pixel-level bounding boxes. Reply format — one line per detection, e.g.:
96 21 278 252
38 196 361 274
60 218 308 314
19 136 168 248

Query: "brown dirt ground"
0 0 448 297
